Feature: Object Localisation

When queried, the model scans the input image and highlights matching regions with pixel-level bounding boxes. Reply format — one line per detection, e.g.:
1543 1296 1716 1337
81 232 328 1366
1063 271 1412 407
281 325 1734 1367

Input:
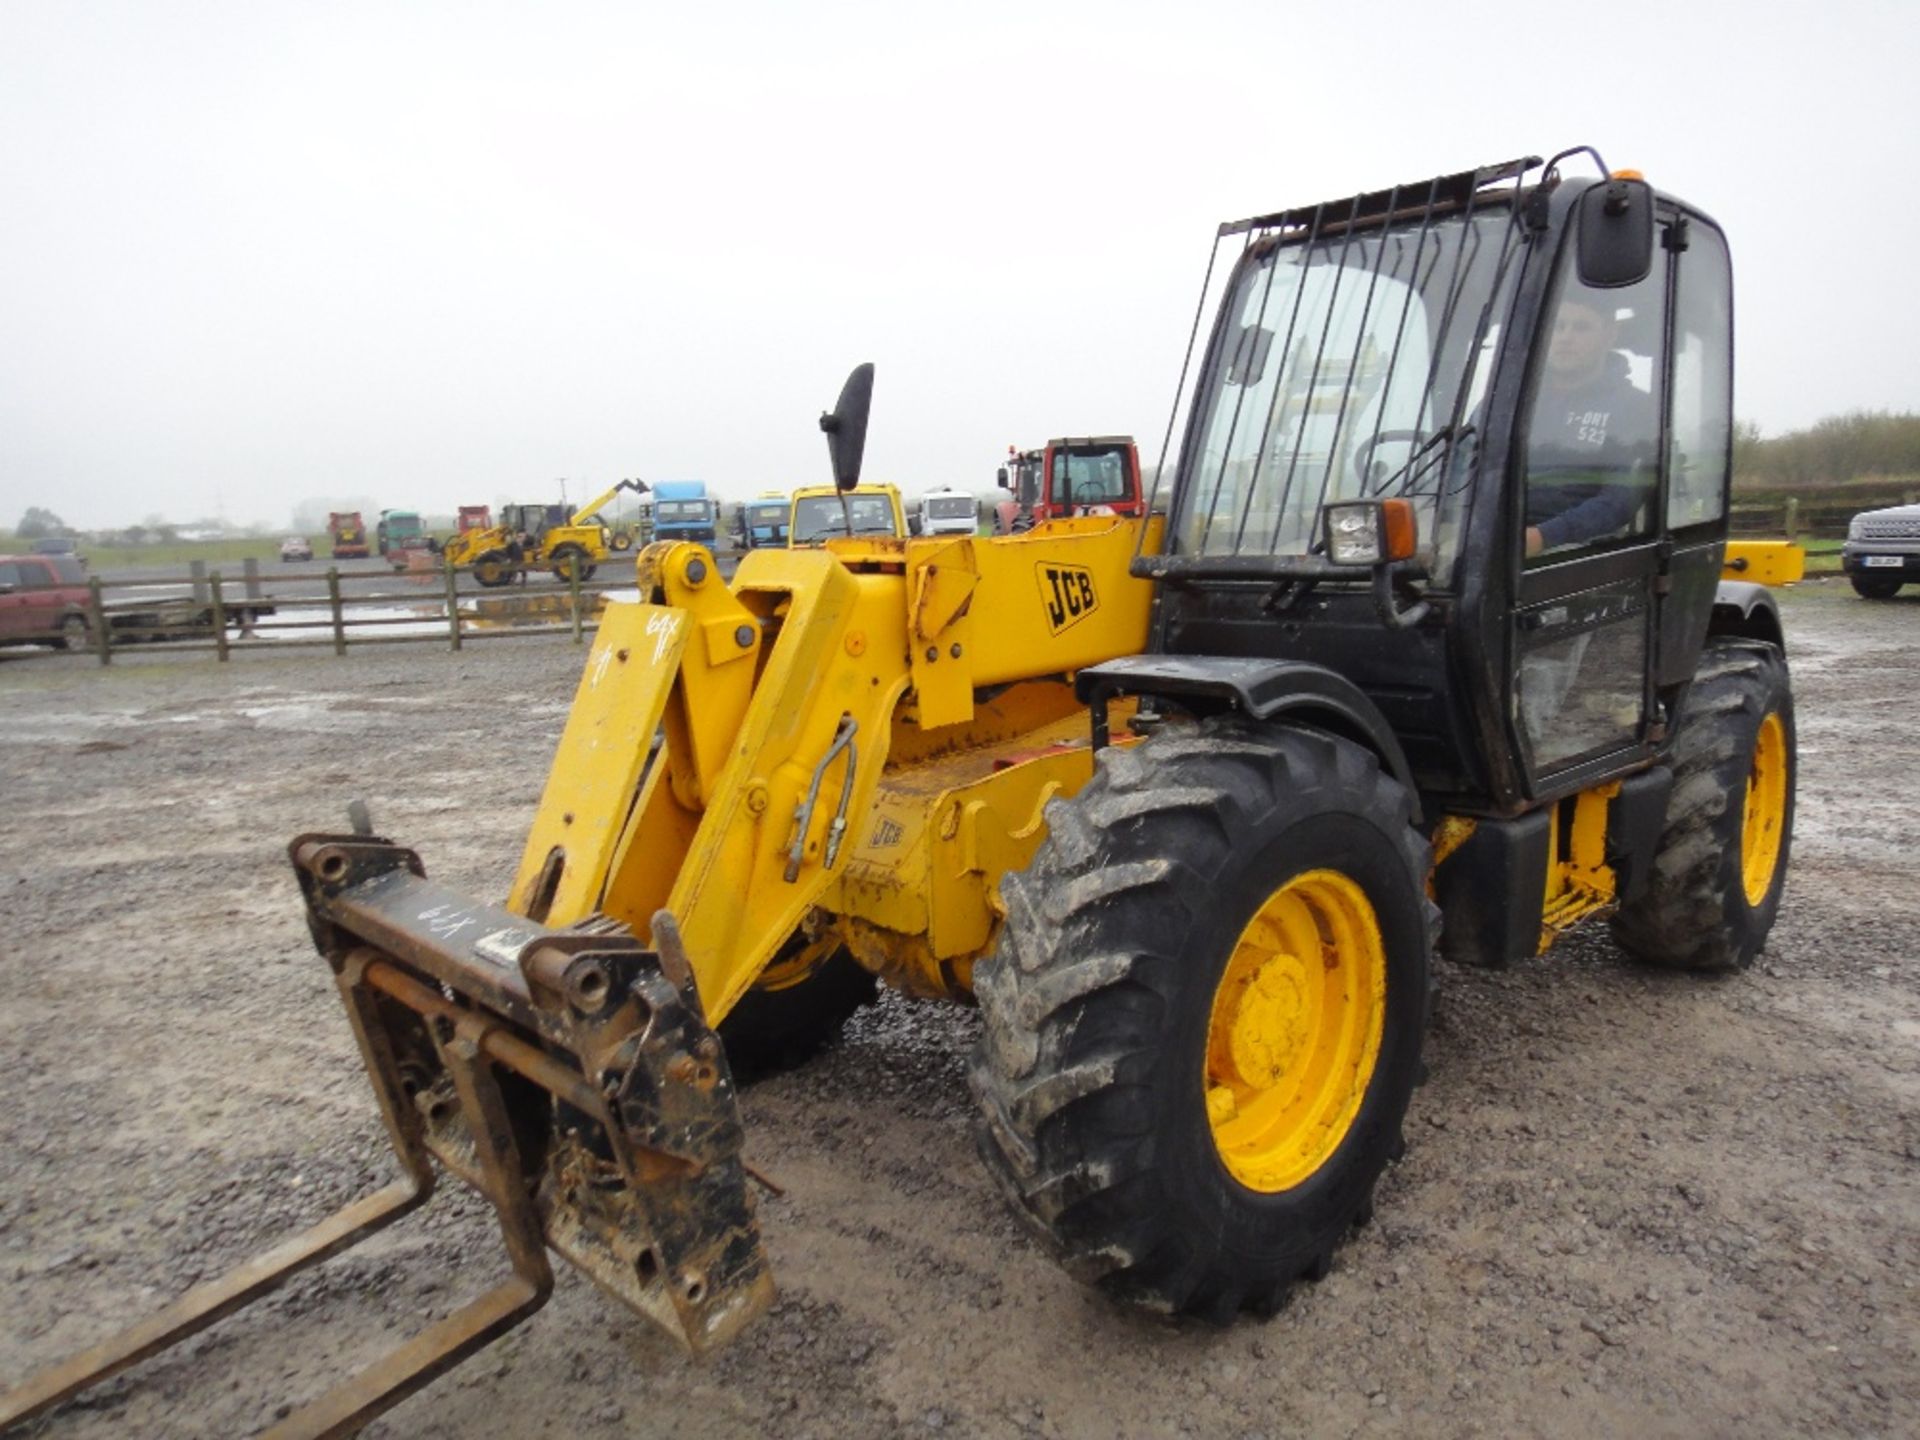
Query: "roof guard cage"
1218 156 1542 241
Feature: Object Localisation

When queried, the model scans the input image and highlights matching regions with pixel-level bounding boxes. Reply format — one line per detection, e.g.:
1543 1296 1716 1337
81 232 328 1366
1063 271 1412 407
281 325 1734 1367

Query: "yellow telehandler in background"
6 150 1803 1437
441 479 650 586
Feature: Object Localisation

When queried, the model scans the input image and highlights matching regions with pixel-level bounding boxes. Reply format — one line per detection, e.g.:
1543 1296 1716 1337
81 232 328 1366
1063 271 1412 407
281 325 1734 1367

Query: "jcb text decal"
1038 563 1099 635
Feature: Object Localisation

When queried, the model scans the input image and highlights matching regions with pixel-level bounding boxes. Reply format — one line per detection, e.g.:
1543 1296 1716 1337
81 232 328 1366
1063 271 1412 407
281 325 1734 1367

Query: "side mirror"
819 363 875 492
996 466 1010 489
1576 176 1655 289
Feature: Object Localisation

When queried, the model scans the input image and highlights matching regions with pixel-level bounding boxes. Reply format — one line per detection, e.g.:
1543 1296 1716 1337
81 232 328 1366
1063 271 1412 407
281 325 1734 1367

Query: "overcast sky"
3 0 1916 531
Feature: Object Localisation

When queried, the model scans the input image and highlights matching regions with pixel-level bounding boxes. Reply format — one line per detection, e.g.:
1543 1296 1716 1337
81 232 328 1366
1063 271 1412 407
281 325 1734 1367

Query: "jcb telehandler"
6 149 1800 1436
440 479 650 586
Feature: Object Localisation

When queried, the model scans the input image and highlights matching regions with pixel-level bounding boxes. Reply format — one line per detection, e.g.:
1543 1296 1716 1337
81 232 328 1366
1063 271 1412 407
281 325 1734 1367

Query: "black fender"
1709 580 1785 652
1075 654 1421 822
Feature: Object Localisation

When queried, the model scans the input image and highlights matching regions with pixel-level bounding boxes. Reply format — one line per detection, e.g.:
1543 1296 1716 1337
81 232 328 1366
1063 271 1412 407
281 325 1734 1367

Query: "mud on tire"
1611 638 1795 972
969 717 1432 1321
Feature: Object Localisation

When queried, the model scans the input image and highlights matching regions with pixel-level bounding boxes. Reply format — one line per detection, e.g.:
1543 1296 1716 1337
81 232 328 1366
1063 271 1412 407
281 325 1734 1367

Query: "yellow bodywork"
1722 540 1804 586
1538 781 1620 945
1429 781 1633 959
508 515 1162 1021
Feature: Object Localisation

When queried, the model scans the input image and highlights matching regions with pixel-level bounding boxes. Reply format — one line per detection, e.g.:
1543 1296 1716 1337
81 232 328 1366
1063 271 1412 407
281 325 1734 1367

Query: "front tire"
472 550 513 588
1611 639 1795 972
1850 574 1902 599
971 718 1432 1320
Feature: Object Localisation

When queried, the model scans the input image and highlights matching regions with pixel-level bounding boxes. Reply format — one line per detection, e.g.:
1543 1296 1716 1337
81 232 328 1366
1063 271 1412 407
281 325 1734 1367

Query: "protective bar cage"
1141 155 1548 586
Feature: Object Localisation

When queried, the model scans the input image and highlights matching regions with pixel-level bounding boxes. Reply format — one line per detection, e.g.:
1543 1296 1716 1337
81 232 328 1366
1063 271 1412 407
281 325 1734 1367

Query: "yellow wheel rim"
1204 869 1387 1193
1741 711 1788 906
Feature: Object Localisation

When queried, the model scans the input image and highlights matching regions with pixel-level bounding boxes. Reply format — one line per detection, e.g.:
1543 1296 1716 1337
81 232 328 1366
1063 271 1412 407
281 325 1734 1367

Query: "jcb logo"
1038 563 1099 635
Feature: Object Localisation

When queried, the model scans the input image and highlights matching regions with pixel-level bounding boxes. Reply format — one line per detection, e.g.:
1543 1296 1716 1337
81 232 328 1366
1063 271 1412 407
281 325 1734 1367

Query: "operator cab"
1122 151 1736 819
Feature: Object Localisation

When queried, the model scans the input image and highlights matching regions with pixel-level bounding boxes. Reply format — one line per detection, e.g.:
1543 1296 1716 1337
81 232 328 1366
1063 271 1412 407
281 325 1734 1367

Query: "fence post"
328 567 347 655
240 557 262 639
569 561 583 644
189 559 208 605
210 572 230 662
88 576 111 666
1782 497 1799 541
445 559 462 651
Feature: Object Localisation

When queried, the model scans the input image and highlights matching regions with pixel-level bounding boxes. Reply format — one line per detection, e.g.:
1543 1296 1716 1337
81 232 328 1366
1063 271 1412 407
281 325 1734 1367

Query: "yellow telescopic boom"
570 478 650 528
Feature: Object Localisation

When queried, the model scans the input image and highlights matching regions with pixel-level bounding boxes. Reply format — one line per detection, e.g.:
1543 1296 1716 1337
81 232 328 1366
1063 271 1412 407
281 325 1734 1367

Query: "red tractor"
994 435 1145 534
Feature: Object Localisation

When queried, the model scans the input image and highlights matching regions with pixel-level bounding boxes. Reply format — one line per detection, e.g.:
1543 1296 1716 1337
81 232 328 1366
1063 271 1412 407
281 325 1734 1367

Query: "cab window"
1666 224 1733 527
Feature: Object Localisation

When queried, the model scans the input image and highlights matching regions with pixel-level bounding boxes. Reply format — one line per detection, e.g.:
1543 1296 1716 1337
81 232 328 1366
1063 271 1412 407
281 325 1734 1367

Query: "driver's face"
1546 301 1614 383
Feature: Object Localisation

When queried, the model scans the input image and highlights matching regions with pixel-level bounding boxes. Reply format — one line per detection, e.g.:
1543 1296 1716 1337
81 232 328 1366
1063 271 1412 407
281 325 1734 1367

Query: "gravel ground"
1 578 1915 1438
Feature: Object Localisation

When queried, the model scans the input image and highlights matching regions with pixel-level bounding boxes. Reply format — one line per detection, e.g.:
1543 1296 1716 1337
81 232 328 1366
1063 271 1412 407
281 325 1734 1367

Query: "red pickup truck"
0 554 91 649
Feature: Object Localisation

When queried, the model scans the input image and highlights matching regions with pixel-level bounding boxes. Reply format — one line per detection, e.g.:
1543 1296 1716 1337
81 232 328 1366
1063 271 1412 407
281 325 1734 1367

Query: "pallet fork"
2 833 772 1437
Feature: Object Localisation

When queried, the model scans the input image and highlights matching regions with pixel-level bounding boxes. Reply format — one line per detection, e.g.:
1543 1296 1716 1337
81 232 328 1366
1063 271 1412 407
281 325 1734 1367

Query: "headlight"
1325 504 1382 564
1322 499 1417 565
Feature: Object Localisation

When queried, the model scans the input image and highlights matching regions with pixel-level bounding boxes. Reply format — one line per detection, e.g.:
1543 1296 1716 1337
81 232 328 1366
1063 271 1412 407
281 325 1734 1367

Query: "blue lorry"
651 481 720 545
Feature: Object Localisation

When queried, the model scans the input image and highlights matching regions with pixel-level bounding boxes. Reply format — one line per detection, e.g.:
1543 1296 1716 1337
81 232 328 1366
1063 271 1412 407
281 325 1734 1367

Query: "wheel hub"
1205 869 1387 1193
1222 952 1311 1097
1741 710 1788 906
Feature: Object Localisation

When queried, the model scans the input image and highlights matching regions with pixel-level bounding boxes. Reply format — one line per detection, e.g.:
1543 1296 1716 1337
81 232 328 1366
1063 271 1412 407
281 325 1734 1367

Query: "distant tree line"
9 506 281 546
1734 410 1920 489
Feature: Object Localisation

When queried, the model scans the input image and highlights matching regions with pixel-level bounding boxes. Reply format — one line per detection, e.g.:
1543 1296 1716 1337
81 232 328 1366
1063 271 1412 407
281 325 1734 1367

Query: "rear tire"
57 614 89 651
550 544 596 584
718 940 878 1082
1850 574 1902 599
1611 639 1795 972
971 718 1432 1320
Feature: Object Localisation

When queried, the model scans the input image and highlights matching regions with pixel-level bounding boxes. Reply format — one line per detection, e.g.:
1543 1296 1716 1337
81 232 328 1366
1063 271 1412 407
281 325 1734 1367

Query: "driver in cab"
1524 296 1656 557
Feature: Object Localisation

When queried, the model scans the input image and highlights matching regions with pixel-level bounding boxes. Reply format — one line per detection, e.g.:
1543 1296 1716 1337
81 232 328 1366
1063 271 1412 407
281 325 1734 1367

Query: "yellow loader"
6 149 1803 1436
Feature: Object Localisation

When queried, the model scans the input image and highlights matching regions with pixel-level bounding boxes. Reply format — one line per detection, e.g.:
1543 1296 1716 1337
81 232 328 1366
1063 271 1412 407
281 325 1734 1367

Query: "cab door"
1508 218 1676 793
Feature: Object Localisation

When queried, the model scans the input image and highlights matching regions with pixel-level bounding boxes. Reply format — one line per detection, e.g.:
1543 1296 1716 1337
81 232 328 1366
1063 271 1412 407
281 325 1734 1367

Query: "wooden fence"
1729 491 1920 540
78 554 640 665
